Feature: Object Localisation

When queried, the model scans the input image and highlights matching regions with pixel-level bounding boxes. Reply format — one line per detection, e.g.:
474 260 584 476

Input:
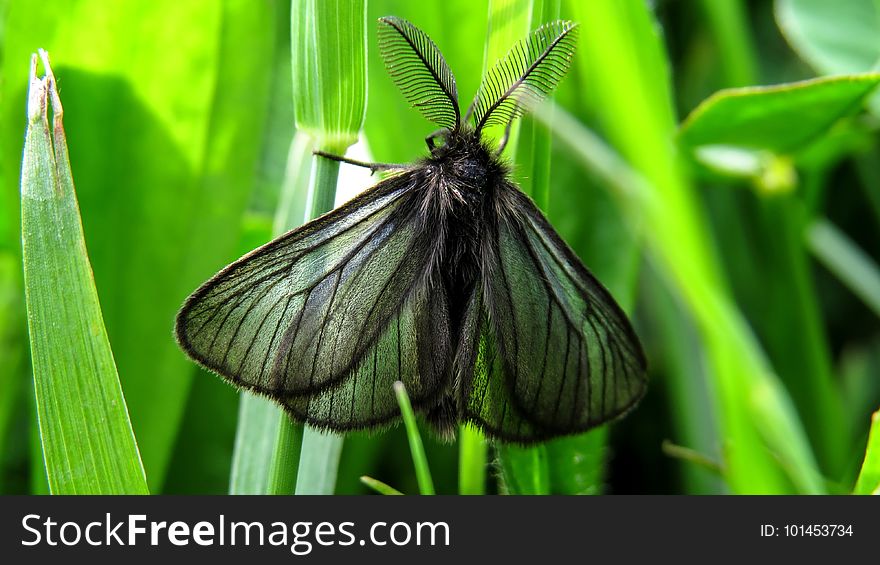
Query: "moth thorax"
452 156 489 187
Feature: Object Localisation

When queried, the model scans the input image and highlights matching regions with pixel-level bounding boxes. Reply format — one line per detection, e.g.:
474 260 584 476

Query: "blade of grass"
393 382 435 495
0 254 26 486
289 160 344 496
229 131 312 495
697 0 758 87
458 427 487 494
808 218 880 319
3 1 279 491
497 444 549 494
287 0 367 495
641 272 726 494
229 395 282 494
361 475 405 495
853 411 880 494
21 52 147 494
231 0 366 496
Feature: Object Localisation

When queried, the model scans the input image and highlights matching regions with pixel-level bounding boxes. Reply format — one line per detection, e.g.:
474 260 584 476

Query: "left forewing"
175 173 449 411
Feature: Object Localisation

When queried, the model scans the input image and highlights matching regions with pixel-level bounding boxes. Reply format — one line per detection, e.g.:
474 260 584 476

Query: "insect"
175 16 647 443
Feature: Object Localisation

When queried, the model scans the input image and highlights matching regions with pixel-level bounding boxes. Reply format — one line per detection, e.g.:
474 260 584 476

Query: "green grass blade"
3 1 279 492
229 131 312 495
21 53 147 494
287 0 367 495
480 0 533 155
361 475 404 495
0 254 26 490
808 218 880 318
497 444 549 494
677 59 878 481
456 0 536 497
697 0 758 87
230 0 367 496
853 411 880 494
457 427 487 494
393 382 435 495
292 0 366 153
289 156 344 495
229 395 282 494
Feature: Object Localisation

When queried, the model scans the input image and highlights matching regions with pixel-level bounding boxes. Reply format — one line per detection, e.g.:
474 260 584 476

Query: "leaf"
20 52 148 494
853 411 880 495
776 0 880 75
377 16 459 130
2 0 279 491
680 75 880 154
472 20 578 131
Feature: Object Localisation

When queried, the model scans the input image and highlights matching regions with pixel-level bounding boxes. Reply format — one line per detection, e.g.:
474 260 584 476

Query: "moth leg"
495 120 514 155
313 150 406 175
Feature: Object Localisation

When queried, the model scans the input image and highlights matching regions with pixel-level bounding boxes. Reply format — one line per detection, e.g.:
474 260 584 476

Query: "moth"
175 16 647 443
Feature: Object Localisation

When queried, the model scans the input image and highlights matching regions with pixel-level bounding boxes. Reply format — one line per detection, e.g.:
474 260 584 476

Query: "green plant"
2 0 878 495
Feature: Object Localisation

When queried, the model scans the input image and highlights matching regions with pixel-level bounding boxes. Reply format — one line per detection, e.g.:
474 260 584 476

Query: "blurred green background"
3 0 879 494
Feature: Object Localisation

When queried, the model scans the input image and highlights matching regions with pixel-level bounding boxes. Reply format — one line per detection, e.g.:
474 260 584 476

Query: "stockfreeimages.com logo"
21 514 450 555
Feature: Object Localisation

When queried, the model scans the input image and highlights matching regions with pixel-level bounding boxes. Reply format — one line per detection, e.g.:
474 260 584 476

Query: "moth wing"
461 188 647 441
457 288 550 441
283 283 450 430
176 172 449 408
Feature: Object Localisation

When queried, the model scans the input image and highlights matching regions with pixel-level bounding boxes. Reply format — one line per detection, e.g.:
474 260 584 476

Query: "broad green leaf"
776 0 880 75
853 411 880 494
680 75 880 154
2 1 278 491
21 53 147 494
